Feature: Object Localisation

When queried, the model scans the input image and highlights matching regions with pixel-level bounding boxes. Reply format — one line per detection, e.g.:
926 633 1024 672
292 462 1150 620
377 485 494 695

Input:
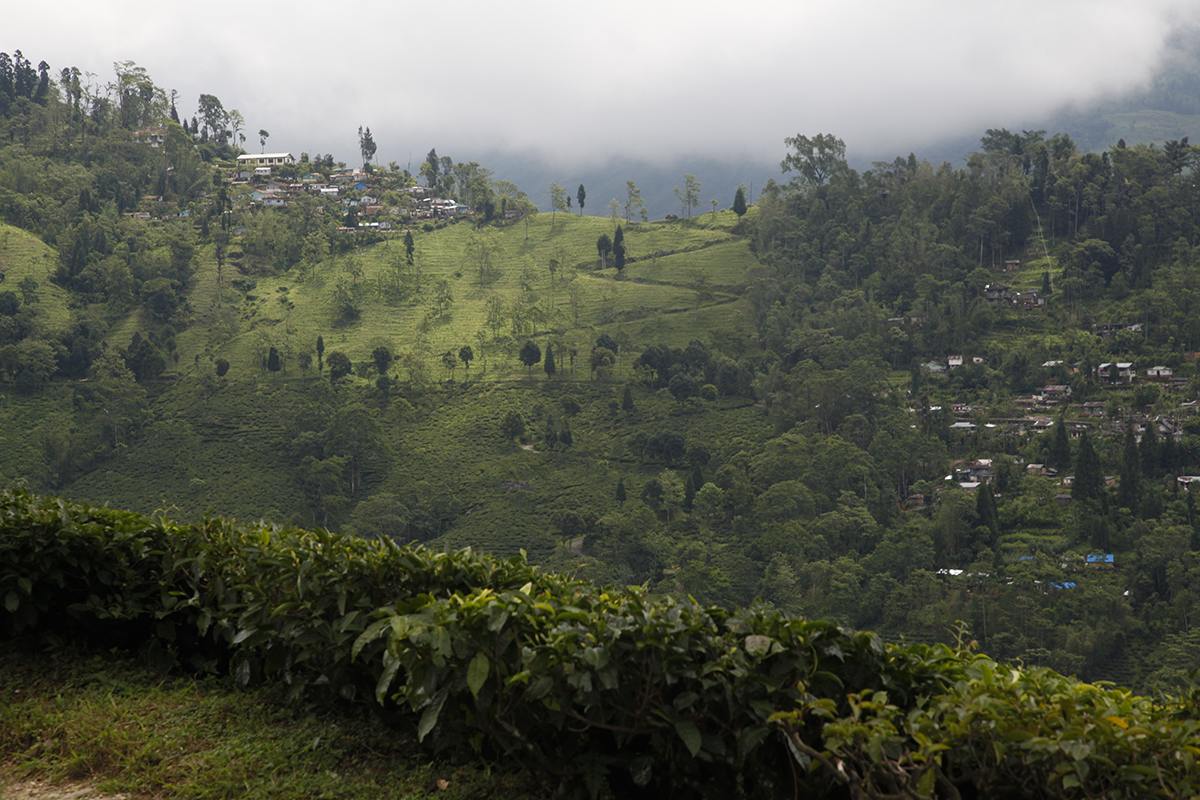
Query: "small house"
1041 385 1072 404
984 283 1013 306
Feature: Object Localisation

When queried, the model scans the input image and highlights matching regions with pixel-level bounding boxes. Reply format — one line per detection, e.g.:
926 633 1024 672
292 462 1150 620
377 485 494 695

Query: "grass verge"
0 637 543 800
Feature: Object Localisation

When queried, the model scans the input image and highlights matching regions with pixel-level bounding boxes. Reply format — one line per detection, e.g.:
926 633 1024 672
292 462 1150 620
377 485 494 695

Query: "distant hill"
905 27 1200 169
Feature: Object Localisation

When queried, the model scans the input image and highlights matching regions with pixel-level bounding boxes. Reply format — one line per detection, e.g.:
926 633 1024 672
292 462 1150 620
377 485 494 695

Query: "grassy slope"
386 381 771 561
62 377 316 526
159 211 748 379
0 224 73 331
0 225 79 488
0 388 75 488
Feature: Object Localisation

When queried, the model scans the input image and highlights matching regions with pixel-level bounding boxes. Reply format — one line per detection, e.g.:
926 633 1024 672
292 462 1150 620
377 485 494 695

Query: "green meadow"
145 211 757 381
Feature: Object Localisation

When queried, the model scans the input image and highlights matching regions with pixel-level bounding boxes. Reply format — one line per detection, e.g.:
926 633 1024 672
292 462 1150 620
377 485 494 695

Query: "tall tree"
1049 415 1071 471
226 109 245 149
197 93 227 142
549 183 568 224
596 233 611 270
358 125 377 167
544 343 557 378
781 132 848 189
577 184 586 214
613 226 626 273
324 402 384 495
258 128 269 153
1117 420 1142 511
733 184 748 217
519 340 542 376
1074 431 1104 503
421 148 440 189
625 180 646 222
372 345 393 376
1141 423 1160 479
327 351 352 385
673 174 701 218
33 60 49 104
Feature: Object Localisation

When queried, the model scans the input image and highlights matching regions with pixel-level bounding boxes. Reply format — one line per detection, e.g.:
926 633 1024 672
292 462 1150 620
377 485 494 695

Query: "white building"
237 153 296 169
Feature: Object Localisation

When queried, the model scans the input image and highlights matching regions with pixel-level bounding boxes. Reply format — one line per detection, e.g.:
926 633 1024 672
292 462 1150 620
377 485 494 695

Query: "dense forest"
4 49 1200 698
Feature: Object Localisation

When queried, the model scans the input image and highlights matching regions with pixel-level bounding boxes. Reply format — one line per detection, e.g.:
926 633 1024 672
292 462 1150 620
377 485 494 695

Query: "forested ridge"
4 49 1200 702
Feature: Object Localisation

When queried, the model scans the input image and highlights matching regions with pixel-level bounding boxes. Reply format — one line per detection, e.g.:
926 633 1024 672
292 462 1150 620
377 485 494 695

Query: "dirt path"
0 779 130 800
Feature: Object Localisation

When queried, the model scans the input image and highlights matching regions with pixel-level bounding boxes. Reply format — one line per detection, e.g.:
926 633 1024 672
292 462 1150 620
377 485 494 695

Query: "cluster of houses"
983 282 1046 310
924 355 1184 394
229 152 473 225
936 552 1117 592
920 355 988 375
128 139 529 230
936 404 1200 502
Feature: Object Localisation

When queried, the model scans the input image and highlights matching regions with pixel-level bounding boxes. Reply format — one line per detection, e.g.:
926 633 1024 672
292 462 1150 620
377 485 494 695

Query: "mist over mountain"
870 26 1200 171
474 151 776 221
476 25 1200 217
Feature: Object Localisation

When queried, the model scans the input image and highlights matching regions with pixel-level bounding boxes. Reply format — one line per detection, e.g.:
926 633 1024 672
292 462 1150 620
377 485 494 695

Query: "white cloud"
7 0 1199 166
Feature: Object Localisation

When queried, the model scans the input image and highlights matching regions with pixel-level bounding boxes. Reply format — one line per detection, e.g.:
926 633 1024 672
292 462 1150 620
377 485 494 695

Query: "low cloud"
9 0 1200 168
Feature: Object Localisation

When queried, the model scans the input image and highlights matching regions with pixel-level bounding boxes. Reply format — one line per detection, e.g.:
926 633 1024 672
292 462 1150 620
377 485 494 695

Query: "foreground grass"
0 638 543 800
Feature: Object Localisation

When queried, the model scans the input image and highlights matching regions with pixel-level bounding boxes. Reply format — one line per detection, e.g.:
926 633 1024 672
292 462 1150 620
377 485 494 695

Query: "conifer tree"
1140 422 1159 479
1118 420 1142 510
1074 431 1103 503
1049 414 1071 471
613 226 626 272
975 484 999 542
733 185 747 217
544 343 556 378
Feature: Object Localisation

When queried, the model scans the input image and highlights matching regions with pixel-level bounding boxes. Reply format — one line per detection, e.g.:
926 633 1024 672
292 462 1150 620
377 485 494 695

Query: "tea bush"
4 487 1199 799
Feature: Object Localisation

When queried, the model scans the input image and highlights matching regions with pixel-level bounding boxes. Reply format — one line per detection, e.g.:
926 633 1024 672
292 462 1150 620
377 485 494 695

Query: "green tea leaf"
675 720 702 757
418 688 448 742
467 652 489 698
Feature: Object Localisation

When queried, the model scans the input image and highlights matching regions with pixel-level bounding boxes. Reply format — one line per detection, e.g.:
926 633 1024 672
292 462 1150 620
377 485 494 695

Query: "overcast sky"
9 0 1200 169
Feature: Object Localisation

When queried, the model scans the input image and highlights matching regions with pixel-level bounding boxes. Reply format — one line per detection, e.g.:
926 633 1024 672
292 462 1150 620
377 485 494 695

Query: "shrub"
3 488 1199 799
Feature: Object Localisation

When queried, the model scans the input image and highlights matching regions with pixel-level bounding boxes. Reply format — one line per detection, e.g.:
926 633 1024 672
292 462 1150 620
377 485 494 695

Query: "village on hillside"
124 141 499 229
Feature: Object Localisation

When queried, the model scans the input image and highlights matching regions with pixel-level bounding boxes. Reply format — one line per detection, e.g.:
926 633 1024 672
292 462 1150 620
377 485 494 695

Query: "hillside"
9 53 1200 699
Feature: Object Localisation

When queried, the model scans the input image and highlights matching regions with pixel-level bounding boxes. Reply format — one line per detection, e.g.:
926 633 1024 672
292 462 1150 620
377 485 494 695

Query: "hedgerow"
2 487 1198 799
